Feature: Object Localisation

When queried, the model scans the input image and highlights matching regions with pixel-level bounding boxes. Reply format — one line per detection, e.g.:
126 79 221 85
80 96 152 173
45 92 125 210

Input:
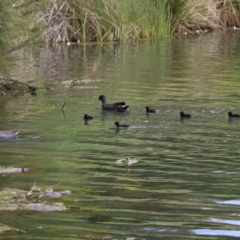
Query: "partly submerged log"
0 77 37 96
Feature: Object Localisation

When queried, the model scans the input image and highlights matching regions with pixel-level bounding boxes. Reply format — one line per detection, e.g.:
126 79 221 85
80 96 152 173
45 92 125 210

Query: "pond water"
1 30 240 239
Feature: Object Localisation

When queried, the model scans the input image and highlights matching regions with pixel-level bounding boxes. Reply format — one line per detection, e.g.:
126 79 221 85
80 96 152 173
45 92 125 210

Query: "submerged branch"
61 101 66 117
0 222 26 234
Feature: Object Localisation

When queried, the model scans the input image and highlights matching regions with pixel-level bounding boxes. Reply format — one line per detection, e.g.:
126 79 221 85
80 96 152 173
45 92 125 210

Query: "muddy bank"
0 77 37 96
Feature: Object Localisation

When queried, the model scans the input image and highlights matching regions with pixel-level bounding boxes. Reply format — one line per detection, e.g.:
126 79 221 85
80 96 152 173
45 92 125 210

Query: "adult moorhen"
99 95 129 112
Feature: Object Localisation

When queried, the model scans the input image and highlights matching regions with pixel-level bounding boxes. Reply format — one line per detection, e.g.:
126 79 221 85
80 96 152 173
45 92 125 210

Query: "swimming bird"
83 114 94 120
227 111 240 118
114 121 129 128
179 111 192 118
0 129 19 139
146 106 156 113
99 95 128 111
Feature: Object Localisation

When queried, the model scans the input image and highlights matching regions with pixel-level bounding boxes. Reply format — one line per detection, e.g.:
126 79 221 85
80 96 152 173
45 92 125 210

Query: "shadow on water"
0 135 43 143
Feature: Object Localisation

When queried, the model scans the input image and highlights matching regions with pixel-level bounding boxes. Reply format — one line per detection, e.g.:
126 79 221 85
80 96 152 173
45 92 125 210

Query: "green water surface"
1 31 240 239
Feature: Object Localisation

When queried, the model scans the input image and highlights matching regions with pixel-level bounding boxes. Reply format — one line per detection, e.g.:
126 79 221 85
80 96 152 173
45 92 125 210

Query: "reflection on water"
206 218 240 226
193 229 240 237
218 200 240 205
115 157 138 165
1 31 240 239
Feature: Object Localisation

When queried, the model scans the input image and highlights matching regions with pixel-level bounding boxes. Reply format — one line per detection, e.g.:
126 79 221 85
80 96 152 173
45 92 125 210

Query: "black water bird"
146 106 156 114
179 111 192 118
83 114 94 120
227 111 240 118
114 121 129 128
99 95 128 111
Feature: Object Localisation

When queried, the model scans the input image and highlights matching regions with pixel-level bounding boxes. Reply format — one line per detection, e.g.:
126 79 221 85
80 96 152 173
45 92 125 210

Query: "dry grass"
167 0 219 33
217 0 240 26
203 0 240 27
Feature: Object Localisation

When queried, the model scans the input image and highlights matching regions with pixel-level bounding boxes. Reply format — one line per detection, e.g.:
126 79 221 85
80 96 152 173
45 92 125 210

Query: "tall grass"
158 0 240 31
36 0 240 43
1 0 240 61
166 0 217 33
216 0 240 27
37 0 169 43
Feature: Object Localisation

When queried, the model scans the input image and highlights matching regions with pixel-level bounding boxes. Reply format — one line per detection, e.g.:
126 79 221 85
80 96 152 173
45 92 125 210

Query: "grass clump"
36 0 240 43
166 0 216 33
1 0 240 65
37 0 170 43
216 0 240 27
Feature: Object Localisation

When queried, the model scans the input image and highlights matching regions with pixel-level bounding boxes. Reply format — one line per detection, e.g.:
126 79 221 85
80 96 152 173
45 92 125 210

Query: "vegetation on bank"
0 0 240 74
37 0 240 43
1 0 240 46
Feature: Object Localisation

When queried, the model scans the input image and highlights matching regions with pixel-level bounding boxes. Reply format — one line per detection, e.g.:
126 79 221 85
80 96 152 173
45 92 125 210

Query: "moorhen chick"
227 111 240 118
83 114 94 120
114 121 129 128
146 106 156 114
179 111 192 118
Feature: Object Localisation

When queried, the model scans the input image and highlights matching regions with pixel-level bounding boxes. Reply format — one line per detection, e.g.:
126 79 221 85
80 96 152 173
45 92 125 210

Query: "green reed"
37 0 170 43
38 0 240 43
1 0 240 58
